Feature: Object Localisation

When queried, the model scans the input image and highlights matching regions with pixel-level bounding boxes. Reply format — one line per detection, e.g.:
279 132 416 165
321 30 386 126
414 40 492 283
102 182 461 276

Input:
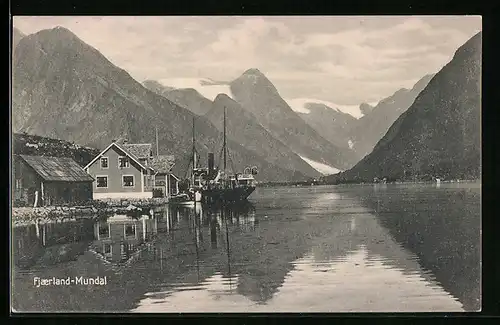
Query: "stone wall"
12 206 100 227
12 197 170 227
96 197 170 207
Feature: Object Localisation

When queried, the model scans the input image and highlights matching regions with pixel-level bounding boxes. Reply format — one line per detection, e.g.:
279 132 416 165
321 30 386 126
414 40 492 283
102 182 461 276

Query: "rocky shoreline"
12 197 170 227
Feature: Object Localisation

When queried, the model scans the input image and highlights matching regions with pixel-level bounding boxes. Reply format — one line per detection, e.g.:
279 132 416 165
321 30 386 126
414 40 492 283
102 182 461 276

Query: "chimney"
208 152 214 173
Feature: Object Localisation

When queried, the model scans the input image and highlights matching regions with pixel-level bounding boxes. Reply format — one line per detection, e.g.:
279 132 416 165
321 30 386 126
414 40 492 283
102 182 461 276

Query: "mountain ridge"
325 32 481 183
12 27 25 51
229 68 360 170
205 93 321 178
12 26 309 182
297 103 359 154
145 70 359 173
142 80 213 116
347 73 435 158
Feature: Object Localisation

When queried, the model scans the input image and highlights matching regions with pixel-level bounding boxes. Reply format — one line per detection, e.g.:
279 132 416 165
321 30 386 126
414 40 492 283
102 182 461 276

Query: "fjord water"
11 183 480 312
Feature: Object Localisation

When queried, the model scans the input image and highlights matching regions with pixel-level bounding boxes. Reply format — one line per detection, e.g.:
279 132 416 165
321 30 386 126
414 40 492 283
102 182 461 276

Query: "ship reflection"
206 201 257 232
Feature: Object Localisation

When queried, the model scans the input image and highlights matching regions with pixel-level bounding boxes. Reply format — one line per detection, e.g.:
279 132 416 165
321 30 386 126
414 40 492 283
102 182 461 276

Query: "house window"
122 175 135 187
103 243 112 256
124 224 136 238
15 179 22 189
100 157 109 169
118 156 130 168
98 222 110 238
96 176 108 188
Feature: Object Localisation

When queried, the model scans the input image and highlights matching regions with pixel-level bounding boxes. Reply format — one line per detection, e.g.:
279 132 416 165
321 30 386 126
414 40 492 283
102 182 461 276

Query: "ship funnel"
208 152 214 173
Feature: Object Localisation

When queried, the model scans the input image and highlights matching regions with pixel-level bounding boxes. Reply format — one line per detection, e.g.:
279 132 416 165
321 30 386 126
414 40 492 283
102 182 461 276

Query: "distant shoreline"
257 179 480 188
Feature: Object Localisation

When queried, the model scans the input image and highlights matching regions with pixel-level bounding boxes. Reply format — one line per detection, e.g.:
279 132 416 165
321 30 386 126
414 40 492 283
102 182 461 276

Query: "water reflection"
11 184 479 312
351 183 481 312
13 219 95 270
135 189 467 312
90 214 158 265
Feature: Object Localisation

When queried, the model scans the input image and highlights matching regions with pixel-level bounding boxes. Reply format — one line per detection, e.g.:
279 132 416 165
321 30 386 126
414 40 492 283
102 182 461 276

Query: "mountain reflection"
347 183 481 312
11 184 479 312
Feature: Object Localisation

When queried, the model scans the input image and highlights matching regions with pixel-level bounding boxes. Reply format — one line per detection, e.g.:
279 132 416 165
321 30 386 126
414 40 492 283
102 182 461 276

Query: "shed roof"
122 144 152 160
19 155 95 182
150 155 175 174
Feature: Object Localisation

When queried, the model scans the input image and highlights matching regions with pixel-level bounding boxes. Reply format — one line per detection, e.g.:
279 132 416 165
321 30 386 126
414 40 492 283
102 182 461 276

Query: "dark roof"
150 155 175 174
122 144 152 159
19 155 94 182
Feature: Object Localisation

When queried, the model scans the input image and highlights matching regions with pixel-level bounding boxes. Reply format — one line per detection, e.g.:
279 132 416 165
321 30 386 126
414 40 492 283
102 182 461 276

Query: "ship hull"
202 186 255 203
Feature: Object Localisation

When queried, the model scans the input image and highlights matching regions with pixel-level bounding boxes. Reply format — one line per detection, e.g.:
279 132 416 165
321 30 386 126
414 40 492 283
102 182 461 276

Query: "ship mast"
192 117 196 186
223 106 227 172
155 126 159 157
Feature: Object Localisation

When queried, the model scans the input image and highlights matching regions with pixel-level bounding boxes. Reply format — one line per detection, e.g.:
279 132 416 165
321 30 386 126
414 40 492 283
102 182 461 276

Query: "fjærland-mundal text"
33 276 107 287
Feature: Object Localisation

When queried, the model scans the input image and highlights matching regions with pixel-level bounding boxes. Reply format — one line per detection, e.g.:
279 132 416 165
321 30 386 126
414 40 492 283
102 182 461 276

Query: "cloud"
13 16 481 105
301 18 470 77
188 17 480 104
13 16 205 80
194 18 307 75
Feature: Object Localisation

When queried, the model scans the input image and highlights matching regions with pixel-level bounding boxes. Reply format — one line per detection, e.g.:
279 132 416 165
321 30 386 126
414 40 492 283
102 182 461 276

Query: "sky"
13 16 481 107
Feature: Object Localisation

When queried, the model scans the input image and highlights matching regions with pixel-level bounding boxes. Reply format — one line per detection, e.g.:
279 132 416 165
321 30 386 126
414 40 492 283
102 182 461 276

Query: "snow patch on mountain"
299 156 342 175
287 98 364 119
158 78 233 101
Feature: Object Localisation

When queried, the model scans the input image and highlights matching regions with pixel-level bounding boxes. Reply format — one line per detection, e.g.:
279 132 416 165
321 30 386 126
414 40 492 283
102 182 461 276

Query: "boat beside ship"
169 193 197 206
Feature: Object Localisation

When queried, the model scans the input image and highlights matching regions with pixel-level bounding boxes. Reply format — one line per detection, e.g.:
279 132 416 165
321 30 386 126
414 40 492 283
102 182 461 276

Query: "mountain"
287 98 363 118
154 77 233 101
143 79 224 116
325 32 481 183
359 103 374 115
229 68 359 171
12 26 308 182
164 88 213 116
205 94 321 178
12 27 25 51
348 74 435 158
295 75 434 161
141 80 174 96
164 88 212 116
297 103 359 154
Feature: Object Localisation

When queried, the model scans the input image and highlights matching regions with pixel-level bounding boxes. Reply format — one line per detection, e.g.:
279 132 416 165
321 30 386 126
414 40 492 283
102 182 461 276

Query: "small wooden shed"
13 154 94 207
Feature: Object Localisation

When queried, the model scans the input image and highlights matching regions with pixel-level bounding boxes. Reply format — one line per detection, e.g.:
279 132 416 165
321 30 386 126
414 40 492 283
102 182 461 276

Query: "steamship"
184 107 257 204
